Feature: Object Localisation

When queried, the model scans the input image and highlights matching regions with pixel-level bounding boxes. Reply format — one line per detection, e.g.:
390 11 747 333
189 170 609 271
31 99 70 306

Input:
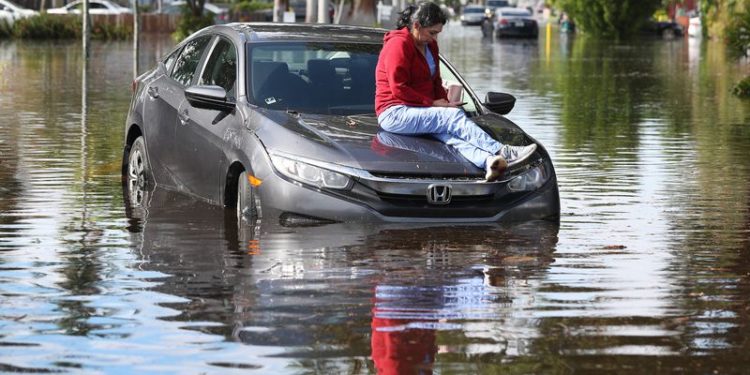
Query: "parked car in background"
493 7 538 38
460 4 486 26
159 1 229 23
484 0 509 18
0 0 38 25
641 19 683 38
123 23 559 225
47 0 132 15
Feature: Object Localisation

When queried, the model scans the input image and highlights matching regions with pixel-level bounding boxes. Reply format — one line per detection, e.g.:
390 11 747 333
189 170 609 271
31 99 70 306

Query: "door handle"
147 86 159 99
179 109 190 126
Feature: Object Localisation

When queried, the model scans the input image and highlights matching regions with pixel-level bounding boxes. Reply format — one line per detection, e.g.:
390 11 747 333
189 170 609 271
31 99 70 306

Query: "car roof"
497 7 531 15
213 23 387 43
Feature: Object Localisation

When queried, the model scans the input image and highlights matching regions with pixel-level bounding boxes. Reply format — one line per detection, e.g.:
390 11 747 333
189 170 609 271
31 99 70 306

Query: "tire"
126 136 152 208
237 170 260 224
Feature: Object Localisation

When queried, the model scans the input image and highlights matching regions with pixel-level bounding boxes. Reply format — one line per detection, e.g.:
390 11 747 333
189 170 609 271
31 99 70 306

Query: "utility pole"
133 0 139 79
82 0 90 59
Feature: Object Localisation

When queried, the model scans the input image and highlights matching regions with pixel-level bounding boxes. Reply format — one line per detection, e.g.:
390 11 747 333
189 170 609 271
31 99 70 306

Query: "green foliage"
6 14 130 40
233 0 272 13
13 14 81 39
91 22 130 40
725 10 750 58
172 4 214 42
553 0 663 38
733 75 750 97
0 19 12 38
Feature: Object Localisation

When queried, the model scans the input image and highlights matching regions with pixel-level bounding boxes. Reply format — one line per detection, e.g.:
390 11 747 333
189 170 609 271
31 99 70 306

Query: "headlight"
507 163 548 192
270 154 352 190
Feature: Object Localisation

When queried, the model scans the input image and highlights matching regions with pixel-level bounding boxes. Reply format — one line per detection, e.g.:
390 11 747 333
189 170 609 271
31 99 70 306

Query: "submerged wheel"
237 170 260 224
126 136 152 207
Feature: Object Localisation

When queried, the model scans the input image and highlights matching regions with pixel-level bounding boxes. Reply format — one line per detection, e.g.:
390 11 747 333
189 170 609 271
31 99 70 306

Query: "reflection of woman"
375 2 537 182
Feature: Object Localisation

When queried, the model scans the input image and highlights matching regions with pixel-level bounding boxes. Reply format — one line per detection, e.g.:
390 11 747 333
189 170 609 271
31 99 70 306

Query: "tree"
173 0 213 41
552 0 663 38
347 0 375 25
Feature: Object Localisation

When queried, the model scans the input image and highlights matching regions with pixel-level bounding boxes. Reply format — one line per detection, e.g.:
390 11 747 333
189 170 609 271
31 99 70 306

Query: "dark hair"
396 2 447 30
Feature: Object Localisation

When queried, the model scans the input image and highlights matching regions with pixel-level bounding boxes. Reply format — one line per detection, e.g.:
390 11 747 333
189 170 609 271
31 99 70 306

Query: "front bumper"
254 151 560 223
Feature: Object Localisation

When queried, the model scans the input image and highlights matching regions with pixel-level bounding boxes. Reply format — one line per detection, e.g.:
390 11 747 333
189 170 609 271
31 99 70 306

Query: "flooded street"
2 22 750 373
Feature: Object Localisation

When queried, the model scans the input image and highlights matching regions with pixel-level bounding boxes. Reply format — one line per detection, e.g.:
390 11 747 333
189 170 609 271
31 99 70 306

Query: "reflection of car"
688 15 701 38
493 7 538 38
47 0 132 15
641 19 683 38
0 0 38 26
123 23 559 224
460 5 486 26
159 1 229 23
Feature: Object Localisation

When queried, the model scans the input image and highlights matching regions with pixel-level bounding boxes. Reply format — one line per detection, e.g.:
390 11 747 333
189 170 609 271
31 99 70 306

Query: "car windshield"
501 10 531 17
247 42 381 115
464 7 484 13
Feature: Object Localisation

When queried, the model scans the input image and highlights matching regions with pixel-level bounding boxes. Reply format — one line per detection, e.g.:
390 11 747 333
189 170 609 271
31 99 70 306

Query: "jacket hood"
383 27 412 44
255 110 531 178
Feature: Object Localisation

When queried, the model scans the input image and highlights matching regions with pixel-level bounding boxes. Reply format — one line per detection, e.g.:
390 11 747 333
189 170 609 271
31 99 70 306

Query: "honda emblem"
426 184 452 205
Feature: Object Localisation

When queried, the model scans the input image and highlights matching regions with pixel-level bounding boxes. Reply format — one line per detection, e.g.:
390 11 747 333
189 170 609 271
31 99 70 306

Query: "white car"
47 0 132 15
0 0 39 25
460 4 486 26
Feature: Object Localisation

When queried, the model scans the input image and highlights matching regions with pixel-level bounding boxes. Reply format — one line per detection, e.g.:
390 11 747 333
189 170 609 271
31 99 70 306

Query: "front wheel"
126 136 152 208
237 170 260 224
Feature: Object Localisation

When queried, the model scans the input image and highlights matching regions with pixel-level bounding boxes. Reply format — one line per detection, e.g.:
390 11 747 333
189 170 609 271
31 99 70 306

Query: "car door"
174 36 240 203
142 35 212 188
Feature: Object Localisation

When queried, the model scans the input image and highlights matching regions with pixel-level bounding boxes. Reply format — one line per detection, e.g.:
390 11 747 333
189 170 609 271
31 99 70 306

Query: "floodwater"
1 22 750 373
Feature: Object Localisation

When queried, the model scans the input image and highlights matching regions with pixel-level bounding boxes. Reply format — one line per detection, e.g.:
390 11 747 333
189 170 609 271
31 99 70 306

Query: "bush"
91 22 130 40
14 14 81 39
725 11 750 58
172 5 214 42
0 19 12 38
733 76 750 98
233 1 272 13
554 0 661 38
7 14 131 40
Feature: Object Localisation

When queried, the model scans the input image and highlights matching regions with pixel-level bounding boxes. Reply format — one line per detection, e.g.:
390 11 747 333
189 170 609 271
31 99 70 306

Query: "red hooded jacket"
375 27 448 116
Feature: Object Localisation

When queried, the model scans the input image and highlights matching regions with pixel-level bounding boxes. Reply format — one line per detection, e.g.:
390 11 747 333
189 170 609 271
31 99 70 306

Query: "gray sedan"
123 23 559 225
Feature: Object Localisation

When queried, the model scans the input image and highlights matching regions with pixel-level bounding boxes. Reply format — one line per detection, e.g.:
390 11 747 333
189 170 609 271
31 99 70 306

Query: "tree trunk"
349 0 375 25
306 0 316 23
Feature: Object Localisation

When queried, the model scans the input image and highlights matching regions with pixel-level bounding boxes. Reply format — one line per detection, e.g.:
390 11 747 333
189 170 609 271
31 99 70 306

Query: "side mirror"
483 92 516 115
185 85 235 112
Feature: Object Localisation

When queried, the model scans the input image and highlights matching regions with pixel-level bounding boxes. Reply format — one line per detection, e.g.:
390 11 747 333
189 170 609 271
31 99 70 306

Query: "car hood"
255 110 532 178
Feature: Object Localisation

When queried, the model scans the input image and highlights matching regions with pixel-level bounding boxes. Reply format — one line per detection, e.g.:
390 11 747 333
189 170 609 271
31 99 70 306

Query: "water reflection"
121 181 559 372
2 24 750 373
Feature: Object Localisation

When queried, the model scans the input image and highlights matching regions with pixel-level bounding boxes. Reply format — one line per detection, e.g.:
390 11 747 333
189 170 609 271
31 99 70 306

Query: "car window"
162 48 180 75
464 7 483 13
440 63 477 114
199 37 237 98
170 35 212 87
247 42 381 115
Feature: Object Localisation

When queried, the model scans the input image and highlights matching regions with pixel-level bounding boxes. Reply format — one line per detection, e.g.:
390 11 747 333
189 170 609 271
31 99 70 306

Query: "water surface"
1 24 750 373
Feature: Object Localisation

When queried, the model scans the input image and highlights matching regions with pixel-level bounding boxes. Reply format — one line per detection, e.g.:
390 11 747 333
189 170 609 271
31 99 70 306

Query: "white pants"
377 105 502 168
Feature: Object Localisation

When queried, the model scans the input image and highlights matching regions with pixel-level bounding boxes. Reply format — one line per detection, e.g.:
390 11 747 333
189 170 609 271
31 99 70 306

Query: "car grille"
377 191 494 206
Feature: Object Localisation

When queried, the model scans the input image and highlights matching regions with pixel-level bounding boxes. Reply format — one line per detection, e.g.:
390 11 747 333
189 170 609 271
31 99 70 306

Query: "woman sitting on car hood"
375 1 536 181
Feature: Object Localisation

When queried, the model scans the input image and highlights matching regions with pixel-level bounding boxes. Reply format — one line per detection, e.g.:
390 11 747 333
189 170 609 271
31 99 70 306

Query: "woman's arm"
383 39 434 107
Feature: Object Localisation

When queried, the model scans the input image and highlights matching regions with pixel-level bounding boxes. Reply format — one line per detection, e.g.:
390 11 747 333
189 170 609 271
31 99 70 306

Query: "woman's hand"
432 98 451 107
433 98 465 107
